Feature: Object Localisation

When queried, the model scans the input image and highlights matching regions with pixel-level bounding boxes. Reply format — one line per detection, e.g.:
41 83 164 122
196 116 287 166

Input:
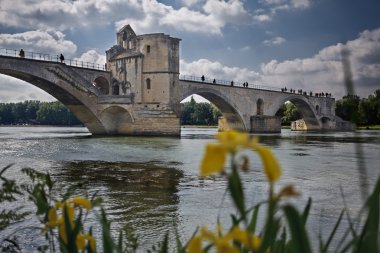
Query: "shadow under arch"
180 88 246 130
277 95 321 130
321 116 334 130
99 106 134 135
93 76 110 95
0 70 106 134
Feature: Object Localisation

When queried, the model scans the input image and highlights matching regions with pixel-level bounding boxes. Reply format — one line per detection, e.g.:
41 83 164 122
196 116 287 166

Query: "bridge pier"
250 116 281 133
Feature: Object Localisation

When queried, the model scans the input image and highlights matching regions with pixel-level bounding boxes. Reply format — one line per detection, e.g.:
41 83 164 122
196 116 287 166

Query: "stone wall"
250 116 281 133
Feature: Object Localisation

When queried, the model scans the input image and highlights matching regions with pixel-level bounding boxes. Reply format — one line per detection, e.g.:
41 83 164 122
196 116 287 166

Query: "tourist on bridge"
201 75 205 82
19 49 25 58
59 53 65 63
213 78 216 84
231 81 234 86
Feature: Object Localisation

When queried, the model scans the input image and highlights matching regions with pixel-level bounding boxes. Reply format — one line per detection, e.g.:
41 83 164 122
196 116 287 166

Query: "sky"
0 0 379 103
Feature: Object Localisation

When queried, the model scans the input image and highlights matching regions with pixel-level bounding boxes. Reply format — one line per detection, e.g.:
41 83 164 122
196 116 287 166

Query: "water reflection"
52 160 184 247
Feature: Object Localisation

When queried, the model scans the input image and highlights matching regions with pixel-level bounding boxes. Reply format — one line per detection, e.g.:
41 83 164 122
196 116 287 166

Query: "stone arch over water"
0 63 106 134
180 88 246 131
99 106 134 135
276 95 320 130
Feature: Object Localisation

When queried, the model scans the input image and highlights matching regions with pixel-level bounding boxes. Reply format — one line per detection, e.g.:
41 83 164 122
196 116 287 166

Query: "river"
0 126 379 252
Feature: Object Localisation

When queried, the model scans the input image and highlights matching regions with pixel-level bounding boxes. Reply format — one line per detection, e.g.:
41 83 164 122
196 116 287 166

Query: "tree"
180 97 221 125
281 102 301 125
335 95 361 124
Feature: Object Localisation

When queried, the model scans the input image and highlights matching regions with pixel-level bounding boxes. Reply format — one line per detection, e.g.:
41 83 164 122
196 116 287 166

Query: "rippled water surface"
0 126 379 251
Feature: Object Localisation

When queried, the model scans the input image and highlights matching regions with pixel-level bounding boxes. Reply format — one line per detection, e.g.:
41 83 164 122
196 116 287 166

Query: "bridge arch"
180 87 246 130
276 95 320 130
0 59 107 134
99 106 134 135
93 76 110 95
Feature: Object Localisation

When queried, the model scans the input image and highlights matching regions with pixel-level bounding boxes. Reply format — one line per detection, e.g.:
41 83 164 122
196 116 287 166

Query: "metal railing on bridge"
179 75 282 92
0 48 106 71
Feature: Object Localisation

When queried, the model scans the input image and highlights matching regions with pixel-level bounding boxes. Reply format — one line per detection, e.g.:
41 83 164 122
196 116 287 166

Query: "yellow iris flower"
187 224 261 253
70 197 92 209
43 197 96 251
200 130 281 183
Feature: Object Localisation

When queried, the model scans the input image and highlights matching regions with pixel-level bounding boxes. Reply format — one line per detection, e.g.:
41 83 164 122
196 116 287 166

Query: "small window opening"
146 78 151 90
147 45 151 53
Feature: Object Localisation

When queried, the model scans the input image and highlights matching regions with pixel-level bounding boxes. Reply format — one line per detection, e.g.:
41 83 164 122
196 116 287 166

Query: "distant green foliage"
276 102 302 125
181 97 221 125
0 101 81 125
336 90 380 126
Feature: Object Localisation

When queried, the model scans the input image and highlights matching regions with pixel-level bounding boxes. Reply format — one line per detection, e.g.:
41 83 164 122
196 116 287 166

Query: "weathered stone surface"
250 116 281 133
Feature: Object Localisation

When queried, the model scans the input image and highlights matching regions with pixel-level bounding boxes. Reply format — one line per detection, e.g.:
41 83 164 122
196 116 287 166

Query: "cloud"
116 0 251 36
0 0 251 36
74 50 106 66
263 36 286 46
259 0 311 10
0 75 55 103
259 28 380 98
0 30 77 56
0 0 142 31
254 0 312 23
181 28 380 99
180 58 260 82
240 46 251 52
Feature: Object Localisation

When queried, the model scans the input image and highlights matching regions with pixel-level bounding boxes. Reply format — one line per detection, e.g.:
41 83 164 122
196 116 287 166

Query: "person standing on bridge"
19 49 25 58
60 53 65 63
201 75 205 82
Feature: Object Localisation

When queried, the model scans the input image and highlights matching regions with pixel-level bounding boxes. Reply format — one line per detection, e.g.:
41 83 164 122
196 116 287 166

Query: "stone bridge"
177 77 347 132
0 25 352 136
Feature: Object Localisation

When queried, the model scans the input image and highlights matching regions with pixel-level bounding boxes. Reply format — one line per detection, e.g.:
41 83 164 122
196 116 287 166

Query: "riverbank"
357 125 380 130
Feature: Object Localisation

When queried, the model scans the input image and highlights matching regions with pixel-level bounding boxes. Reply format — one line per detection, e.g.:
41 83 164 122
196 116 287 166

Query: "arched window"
257 98 264 115
93 76 110 95
146 78 151 90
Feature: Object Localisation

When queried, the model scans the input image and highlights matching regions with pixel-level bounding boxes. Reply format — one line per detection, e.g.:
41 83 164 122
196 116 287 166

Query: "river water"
0 126 379 251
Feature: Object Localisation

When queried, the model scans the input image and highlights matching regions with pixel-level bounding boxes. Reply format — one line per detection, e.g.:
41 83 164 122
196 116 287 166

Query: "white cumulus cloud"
180 58 260 83
263 36 286 46
74 50 106 66
0 30 77 56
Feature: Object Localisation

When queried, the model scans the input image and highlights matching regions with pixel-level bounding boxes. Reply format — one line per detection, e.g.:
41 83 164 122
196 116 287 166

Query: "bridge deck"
179 75 333 98
180 75 281 92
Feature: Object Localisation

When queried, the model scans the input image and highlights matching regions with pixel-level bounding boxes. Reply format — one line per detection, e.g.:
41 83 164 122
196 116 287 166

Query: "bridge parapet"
0 48 106 71
180 75 281 92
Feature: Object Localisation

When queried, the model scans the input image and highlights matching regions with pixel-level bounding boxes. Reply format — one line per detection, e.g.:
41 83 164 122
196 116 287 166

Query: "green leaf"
228 166 246 221
301 197 312 225
321 209 344 253
283 205 312 253
355 177 380 253
175 227 185 253
100 208 115 253
248 205 260 234
158 232 169 253
257 216 281 253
